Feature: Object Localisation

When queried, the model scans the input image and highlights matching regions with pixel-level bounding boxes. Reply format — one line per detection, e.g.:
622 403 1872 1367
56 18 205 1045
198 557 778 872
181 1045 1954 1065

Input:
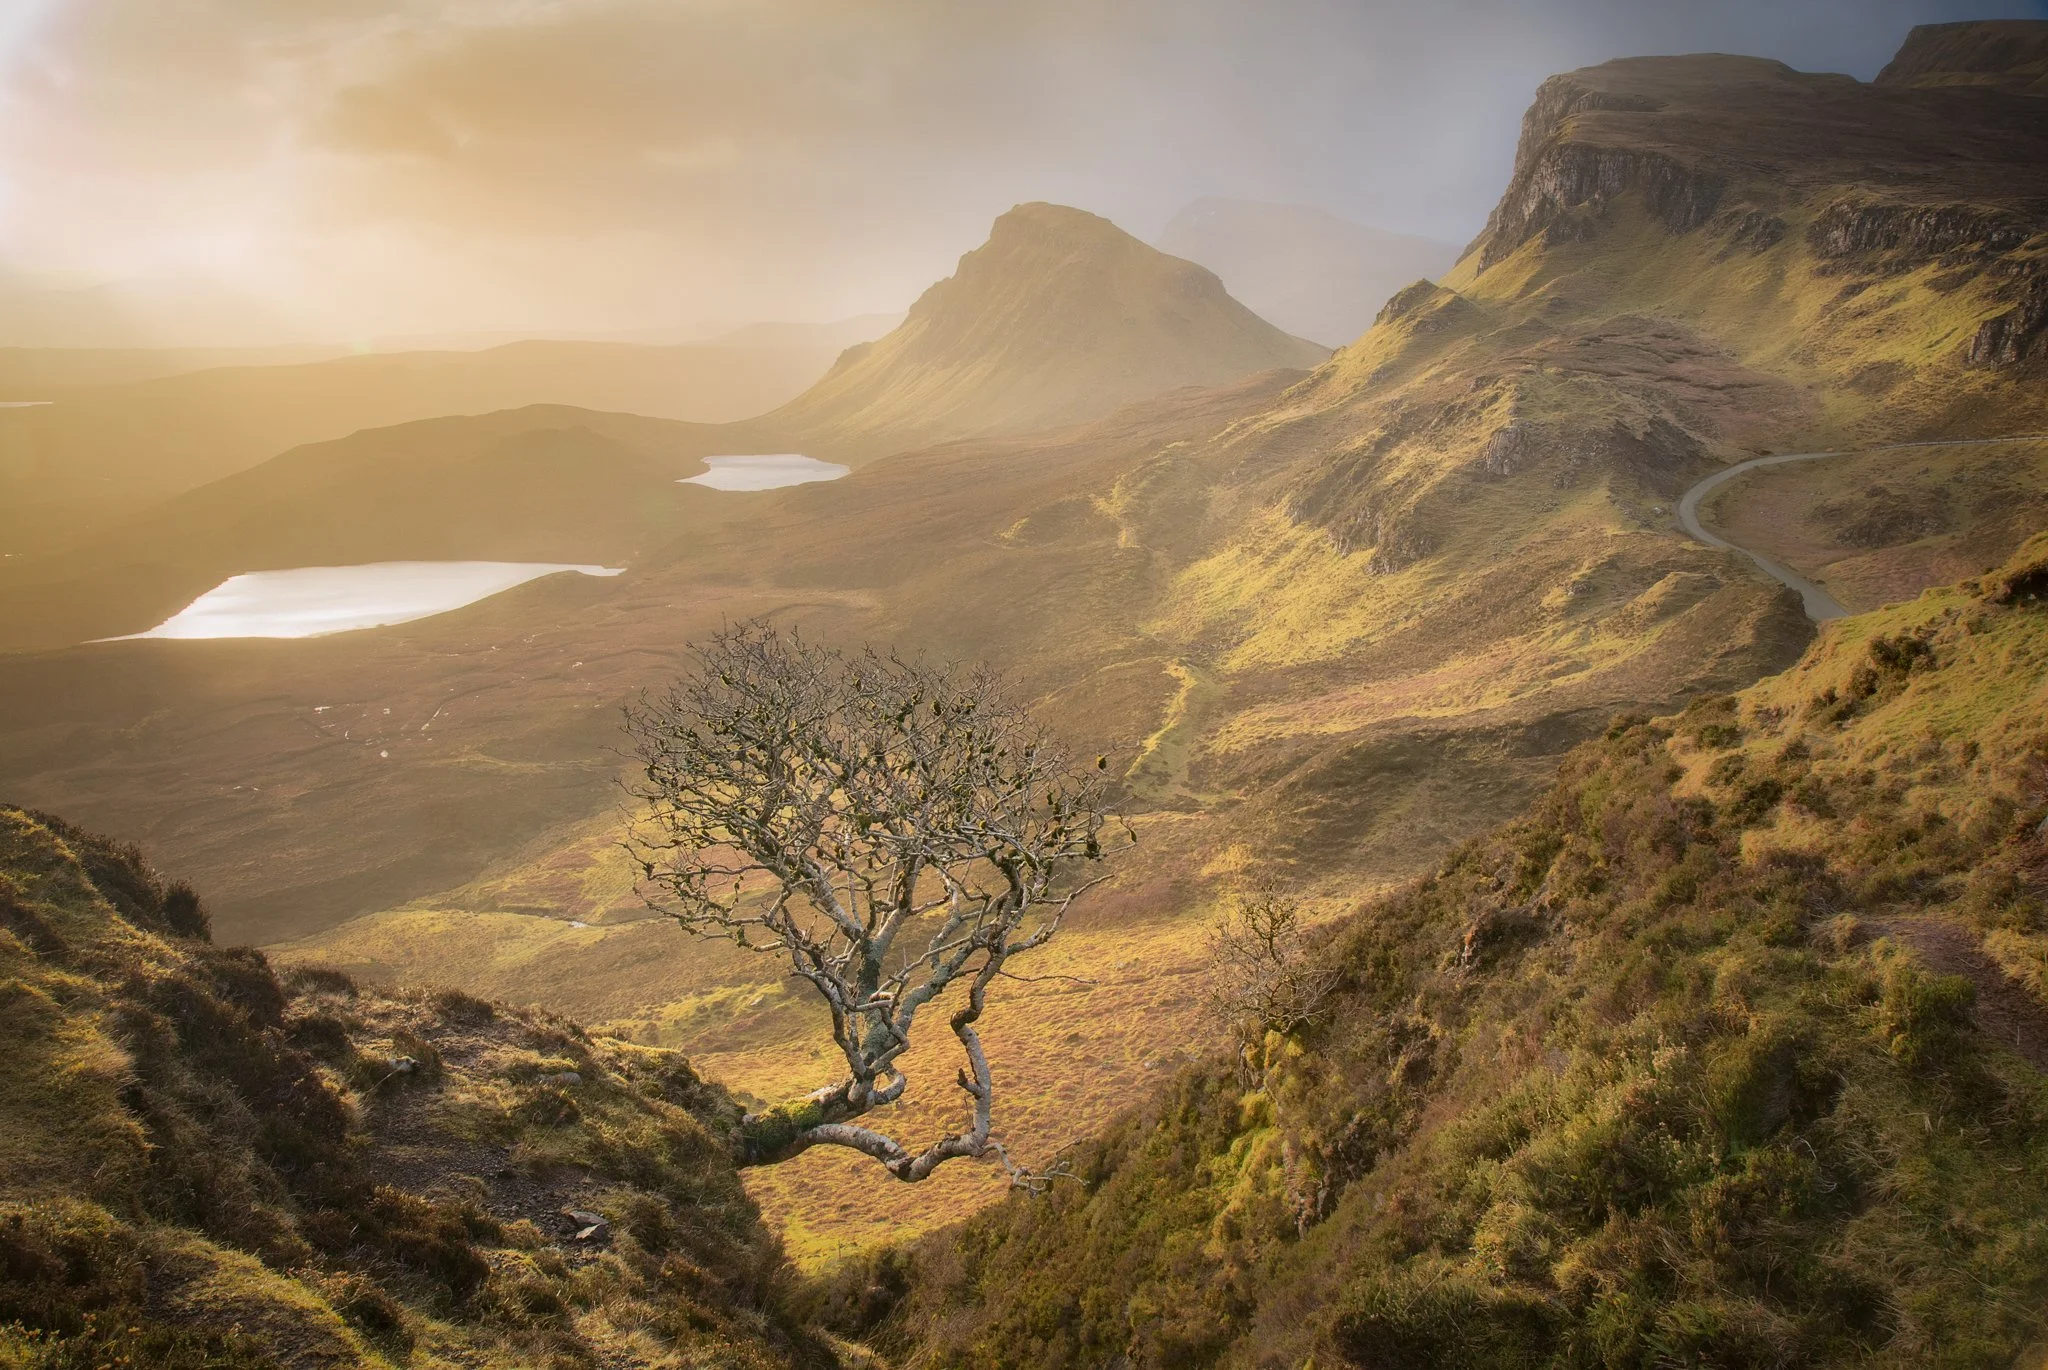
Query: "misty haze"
3 4 2047 1368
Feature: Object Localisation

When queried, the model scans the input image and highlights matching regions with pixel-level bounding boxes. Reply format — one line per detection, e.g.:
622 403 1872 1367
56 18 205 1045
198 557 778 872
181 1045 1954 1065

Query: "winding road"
1676 435 2048 622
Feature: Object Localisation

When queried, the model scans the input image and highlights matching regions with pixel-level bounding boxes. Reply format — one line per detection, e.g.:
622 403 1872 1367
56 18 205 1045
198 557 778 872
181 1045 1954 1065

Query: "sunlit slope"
0 806 830 1368
0 336 851 554
261 33 2048 1263
0 406 757 650
1697 437 2048 615
767 203 1328 452
853 542 2048 1370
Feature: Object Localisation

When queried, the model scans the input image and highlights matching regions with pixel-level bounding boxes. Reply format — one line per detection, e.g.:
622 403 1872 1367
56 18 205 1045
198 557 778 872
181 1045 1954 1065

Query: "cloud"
0 0 2038 341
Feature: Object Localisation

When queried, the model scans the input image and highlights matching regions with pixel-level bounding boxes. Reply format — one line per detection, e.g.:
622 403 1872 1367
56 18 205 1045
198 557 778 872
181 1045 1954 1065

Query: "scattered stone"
540 1070 582 1086
564 1209 610 1242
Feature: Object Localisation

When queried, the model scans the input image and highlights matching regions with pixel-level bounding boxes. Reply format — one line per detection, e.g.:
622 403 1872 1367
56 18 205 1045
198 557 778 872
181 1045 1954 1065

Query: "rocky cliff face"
1462 33 2048 380
1475 71 1727 268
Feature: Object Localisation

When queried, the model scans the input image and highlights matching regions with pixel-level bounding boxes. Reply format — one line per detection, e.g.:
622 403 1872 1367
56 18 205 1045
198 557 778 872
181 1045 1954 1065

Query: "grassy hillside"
767 203 1328 452
824 533 2048 1369
1698 437 2048 615
0 804 830 1368
5 32 2047 1264
0 337 852 555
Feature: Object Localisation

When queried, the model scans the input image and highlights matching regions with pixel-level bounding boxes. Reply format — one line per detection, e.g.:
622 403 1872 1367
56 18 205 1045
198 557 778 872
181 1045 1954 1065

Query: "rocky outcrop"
1965 278 2048 369
1717 208 1788 255
1807 198 2035 264
1375 279 1448 327
1480 424 1532 477
1475 75 1722 268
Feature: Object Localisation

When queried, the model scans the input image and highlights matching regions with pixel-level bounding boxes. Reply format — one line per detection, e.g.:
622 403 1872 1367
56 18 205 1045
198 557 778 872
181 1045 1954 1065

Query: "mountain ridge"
767 202 1328 451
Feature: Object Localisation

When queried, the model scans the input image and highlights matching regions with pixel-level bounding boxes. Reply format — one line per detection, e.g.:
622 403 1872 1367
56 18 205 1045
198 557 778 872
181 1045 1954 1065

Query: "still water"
680 454 850 490
123 561 624 640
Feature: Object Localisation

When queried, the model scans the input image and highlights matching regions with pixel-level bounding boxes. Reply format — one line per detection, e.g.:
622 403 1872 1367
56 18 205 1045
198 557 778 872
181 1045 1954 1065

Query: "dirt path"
1873 915 2048 1073
1676 435 2048 623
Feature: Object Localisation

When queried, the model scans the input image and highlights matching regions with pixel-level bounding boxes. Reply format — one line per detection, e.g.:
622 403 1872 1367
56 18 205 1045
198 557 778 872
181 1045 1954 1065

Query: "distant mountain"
768 202 1328 451
1155 198 1461 346
1877 19 2048 93
0 337 845 554
697 314 902 349
0 272 297 350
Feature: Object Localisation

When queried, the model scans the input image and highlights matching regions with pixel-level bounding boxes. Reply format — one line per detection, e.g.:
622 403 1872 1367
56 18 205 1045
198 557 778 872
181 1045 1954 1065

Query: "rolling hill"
766 202 1329 451
0 407 752 651
4 22 2048 1266
835 531 2048 1370
0 334 861 555
1156 197 1462 346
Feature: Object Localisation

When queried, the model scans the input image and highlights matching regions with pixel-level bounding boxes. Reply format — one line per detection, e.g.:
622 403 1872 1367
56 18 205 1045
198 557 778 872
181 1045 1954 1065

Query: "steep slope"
6 27 2048 1264
835 535 2048 1370
766 203 1328 451
1877 19 2048 94
0 336 851 555
0 806 830 1368
1157 198 1461 346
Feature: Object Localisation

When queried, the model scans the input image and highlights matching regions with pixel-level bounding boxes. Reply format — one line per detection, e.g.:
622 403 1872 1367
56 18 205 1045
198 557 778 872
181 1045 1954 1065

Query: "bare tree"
623 623 1118 1186
1209 884 1340 1051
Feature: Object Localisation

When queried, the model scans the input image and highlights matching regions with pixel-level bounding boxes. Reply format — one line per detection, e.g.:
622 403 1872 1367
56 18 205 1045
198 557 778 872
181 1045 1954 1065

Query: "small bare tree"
1209 884 1340 1052
624 623 1117 1186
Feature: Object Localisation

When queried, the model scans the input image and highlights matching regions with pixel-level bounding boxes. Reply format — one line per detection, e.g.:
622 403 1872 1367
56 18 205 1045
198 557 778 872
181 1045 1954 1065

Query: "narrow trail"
1675 434 2048 622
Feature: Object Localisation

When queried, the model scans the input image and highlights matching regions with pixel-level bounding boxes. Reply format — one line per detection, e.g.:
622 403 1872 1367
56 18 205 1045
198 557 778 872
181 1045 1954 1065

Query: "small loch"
680 454 850 491
119 561 624 640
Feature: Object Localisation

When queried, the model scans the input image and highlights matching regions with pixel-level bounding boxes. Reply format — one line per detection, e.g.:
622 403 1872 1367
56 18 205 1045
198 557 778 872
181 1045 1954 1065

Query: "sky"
0 0 2041 346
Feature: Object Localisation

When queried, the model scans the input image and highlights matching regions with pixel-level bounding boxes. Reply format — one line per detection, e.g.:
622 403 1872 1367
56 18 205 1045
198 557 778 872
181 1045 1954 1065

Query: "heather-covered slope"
6 27 2048 1266
0 806 830 1368
767 203 1328 451
826 535 2048 1370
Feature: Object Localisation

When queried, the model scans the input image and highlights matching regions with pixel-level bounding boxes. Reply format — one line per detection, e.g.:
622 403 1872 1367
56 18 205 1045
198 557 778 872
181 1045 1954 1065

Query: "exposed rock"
1475 74 1722 268
1807 198 2034 264
1485 139 1725 268
1719 208 1788 254
1965 278 2048 368
564 1209 611 1243
1375 279 1449 327
1480 424 1532 477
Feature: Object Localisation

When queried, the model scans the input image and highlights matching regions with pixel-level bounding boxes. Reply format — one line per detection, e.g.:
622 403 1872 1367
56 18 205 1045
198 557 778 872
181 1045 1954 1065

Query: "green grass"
813 535 2048 1368
0 806 833 1368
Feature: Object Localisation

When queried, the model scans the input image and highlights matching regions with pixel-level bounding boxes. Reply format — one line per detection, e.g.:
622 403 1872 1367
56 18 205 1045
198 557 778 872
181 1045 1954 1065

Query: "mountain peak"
770 203 1326 450
1876 20 2048 94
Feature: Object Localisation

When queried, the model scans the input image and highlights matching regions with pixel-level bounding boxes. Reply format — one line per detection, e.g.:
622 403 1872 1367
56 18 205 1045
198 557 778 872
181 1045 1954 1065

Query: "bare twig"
622 623 1122 1183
